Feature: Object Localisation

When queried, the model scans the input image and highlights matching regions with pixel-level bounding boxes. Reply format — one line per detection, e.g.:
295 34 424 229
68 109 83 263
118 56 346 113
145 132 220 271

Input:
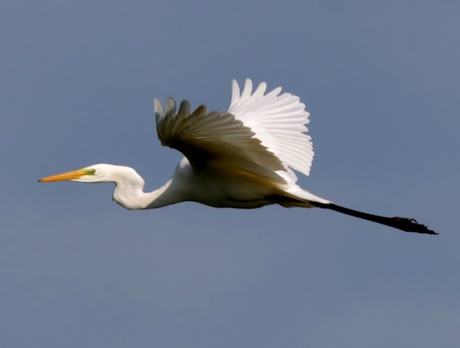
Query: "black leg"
311 202 437 235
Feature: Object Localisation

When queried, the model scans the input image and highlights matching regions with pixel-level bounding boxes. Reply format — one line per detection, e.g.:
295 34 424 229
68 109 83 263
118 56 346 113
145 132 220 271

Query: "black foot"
391 217 438 235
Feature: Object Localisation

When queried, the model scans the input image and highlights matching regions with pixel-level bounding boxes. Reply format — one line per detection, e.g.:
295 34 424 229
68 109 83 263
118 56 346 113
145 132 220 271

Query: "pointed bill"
38 169 86 182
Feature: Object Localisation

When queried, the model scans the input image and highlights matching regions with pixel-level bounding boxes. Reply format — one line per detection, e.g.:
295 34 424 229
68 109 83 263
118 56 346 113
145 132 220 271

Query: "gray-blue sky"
1 1 459 347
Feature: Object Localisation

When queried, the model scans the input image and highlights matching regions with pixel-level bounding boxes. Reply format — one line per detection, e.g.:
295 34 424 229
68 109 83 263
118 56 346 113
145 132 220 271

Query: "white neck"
108 166 182 210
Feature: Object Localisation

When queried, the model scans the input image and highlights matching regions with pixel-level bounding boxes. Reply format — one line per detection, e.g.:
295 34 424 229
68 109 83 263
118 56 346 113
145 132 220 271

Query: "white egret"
39 79 436 235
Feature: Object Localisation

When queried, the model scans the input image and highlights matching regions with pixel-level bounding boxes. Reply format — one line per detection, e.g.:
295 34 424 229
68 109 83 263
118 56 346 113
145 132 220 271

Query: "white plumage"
39 79 436 234
228 79 314 181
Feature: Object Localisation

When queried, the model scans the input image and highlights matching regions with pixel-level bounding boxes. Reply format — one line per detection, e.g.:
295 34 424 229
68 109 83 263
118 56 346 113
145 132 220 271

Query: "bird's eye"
86 169 96 175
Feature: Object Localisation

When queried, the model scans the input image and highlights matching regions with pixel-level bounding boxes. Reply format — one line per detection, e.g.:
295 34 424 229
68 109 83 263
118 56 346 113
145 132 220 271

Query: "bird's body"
39 79 436 235
99 157 326 211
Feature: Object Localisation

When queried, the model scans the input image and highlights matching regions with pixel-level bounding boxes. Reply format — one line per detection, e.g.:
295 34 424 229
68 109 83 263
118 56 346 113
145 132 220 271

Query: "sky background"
1 1 459 347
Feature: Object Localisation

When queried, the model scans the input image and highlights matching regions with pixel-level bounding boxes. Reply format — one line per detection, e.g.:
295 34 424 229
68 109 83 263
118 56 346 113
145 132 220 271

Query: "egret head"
38 164 113 183
39 164 148 209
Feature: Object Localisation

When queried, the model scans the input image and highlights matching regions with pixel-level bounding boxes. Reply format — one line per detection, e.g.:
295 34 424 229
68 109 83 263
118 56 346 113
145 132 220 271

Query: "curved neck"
93 164 188 210
113 179 180 210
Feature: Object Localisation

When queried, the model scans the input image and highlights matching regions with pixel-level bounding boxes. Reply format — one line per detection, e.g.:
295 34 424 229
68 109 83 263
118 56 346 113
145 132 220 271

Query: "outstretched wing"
154 79 314 184
154 97 287 183
228 79 314 182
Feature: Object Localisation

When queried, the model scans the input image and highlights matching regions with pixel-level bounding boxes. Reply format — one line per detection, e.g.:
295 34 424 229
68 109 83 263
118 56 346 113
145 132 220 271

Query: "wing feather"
155 98 287 183
228 79 314 180
155 79 314 184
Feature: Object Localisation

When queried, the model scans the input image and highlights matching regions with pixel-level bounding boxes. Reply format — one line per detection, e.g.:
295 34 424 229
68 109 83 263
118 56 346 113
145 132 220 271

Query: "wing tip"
154 98 165 122
230 79 241 106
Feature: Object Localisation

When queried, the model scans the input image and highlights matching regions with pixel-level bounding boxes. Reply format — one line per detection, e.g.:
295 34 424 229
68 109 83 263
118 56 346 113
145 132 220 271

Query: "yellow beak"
38 169 86 182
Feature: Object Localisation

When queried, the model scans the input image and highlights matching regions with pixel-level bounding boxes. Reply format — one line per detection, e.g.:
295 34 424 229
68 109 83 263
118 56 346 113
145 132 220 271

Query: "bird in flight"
39 79 436 235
